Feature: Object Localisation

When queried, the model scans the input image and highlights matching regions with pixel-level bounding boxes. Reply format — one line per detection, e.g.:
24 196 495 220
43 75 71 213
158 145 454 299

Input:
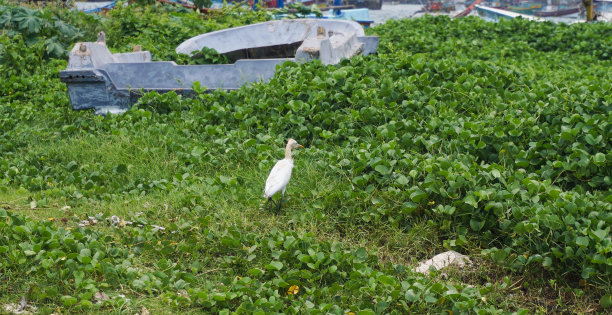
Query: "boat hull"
533 7 580 17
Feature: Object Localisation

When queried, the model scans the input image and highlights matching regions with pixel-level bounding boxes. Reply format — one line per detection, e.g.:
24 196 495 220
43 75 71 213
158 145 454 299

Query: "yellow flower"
48 218 55 221
345 312 355 315
171 241 178 246
287 285 299 295
237 276 242 280
428 201 435 205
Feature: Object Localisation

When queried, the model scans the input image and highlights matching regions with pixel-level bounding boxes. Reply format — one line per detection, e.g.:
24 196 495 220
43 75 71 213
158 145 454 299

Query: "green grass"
0 156 605 314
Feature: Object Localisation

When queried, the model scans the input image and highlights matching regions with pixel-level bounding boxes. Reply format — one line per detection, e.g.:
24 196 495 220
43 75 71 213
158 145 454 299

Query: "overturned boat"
60 19 379 115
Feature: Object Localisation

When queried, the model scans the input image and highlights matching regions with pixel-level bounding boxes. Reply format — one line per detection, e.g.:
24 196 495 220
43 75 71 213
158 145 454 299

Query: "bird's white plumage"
264 158 294 198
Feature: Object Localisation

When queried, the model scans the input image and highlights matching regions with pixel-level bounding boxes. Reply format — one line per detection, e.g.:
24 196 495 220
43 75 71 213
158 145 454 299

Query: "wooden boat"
425 0 455 12
533 7 580 17
507 3 542 12
594 0 612 22
289 0 317 6
455 0 484 17
475 5 544 22
248 0 279 8
77 0 117 13
345 0 382 10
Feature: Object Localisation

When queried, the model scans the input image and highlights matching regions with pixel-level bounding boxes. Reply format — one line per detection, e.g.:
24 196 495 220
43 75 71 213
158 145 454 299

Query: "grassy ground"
0 163 605 314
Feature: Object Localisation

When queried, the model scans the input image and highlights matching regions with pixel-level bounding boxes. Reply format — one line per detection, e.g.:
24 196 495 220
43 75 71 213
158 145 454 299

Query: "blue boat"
475 4 544 21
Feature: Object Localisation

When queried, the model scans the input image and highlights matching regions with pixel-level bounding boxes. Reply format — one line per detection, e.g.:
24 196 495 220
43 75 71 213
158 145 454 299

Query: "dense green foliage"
370 17 611 280
0 1 610 313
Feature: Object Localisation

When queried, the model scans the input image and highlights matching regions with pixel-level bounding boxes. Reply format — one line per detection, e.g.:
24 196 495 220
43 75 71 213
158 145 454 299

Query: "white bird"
264 138 304 210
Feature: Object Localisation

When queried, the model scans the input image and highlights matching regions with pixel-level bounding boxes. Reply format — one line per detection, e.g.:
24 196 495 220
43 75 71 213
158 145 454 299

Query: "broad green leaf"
491 169 501 178
593 153 606 165
61 295 78 306
13 9 41 34
395 174 409 186
265 261 283 271
410 189 428 203
602 294 612 308
66 161 78 172
575 237 589 247
213 293 226 301
377 275 397 286
584 134 602 145
375 164 390 175
590 228 609 241
463 195 478 208
114 164 127 174
248 268 264 277
0 11 13 27
470 219 485 232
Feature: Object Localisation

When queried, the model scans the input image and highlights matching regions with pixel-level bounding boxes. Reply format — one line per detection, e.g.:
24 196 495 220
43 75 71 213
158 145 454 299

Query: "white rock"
4 297 37 314
110 215 120 225
413 250 471 275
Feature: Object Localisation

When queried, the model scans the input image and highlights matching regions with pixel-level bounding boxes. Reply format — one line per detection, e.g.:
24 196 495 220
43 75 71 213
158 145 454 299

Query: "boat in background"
425 0 456 11
455 0 483 17
476 4 544 21
533 6 580 16
594 0 612 21
507 2 542 13
346 0 383 10
74 1 116 13
326 8 375 26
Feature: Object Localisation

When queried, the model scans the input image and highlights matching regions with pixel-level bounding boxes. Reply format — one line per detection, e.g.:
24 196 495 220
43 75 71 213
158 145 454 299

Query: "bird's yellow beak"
298 144 304 148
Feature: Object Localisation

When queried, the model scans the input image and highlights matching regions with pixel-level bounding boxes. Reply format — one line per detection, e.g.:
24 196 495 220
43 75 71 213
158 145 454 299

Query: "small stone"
3 296 37 314
18 297 27 311
110 215 120 225
94 291 109 302
151 225 165 231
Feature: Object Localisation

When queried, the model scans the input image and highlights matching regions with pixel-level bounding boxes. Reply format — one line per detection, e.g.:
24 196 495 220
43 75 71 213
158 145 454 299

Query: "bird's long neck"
285 143 293 160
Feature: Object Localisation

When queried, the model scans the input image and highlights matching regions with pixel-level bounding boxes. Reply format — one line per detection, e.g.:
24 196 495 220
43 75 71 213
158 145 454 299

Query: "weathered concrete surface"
294 25 366 64
177 18 379 64
412 251 472 275
60 42 287 114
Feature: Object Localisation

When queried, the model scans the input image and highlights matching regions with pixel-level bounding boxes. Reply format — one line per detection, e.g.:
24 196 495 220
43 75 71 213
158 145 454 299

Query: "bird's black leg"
266 197 275 210
277 194 283 211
